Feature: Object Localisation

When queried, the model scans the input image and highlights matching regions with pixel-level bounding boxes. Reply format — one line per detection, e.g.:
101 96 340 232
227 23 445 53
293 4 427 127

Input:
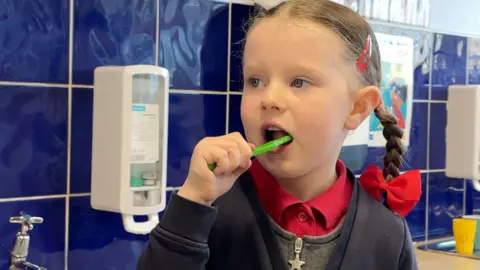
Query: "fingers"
202 132 255 175
209 146 240 175
203 137 237 149
233 158 252 179
228 132 254 163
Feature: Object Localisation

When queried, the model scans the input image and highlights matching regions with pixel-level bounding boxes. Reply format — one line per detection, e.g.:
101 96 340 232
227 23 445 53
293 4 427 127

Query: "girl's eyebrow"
284 62 340 79
243 63 262 70
243 63 267 75
243 62 335 83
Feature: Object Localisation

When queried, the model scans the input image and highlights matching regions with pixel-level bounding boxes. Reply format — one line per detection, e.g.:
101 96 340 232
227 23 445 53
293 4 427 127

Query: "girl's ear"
344 86 381 130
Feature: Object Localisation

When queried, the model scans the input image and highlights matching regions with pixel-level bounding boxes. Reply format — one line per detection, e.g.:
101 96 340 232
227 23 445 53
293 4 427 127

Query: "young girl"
137 0 421 269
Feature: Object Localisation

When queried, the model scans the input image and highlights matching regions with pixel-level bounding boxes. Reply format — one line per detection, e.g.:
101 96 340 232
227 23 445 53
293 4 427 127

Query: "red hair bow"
358 165 422 217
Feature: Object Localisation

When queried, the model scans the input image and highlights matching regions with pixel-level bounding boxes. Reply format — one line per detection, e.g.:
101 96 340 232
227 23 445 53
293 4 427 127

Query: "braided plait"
374 105 405 182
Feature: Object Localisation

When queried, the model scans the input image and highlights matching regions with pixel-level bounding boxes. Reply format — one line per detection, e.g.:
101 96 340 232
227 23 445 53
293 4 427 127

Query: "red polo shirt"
249 159 352 237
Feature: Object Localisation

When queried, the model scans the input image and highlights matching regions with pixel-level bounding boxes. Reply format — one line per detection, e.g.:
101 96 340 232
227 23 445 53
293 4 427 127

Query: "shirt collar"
249 159 352 230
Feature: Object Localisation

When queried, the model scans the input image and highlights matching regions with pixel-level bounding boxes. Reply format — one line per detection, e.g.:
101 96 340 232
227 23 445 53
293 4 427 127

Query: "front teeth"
267 126 281 131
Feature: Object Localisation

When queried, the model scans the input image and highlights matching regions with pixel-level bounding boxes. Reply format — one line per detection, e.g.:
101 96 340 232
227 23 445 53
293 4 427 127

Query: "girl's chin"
260 159 303 177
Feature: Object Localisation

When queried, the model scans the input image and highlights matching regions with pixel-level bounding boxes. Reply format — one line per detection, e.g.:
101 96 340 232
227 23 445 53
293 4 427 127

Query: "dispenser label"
131 103 160 164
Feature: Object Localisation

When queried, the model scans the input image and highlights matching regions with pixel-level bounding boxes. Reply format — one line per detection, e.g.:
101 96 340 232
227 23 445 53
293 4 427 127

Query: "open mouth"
264 126 293 145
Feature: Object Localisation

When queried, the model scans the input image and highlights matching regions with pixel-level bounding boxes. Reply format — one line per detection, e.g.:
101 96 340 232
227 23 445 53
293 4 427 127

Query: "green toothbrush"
208 135 293 171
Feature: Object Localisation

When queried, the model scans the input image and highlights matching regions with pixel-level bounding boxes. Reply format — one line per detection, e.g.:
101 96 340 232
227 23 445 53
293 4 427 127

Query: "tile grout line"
225 3 232 134
170 89 228 94
69 193 91 197
412 99 446 103
424 34 435 243
0 187 177 202
0 194 68 203
155 0 160 67
72 84 93 88
420 169 445 173
64 0 75 268
0 81 69 88
463 38 470 216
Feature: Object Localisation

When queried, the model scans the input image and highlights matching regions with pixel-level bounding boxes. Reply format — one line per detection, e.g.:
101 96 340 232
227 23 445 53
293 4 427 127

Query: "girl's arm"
136 192 218 270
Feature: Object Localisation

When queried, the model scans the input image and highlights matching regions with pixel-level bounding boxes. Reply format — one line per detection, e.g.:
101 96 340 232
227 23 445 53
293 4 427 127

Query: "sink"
417 238 480 260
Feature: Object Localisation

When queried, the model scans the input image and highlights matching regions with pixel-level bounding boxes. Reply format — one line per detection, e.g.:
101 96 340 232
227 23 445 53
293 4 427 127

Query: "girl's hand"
178 132 255 206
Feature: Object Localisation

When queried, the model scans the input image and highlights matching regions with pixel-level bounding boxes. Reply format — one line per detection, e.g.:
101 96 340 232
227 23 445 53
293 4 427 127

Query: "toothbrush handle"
208 163 217 170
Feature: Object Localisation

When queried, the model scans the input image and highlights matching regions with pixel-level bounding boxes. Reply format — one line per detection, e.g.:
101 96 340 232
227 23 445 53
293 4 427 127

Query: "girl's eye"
247 77 264 88
291 78 311 88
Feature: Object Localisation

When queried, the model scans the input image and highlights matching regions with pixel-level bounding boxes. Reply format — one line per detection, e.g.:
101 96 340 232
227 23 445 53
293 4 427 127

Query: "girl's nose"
260 88 286 112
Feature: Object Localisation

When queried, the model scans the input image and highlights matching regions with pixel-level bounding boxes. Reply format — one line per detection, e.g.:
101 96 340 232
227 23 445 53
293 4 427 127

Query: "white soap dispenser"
445 85 480 191
91 65 170 234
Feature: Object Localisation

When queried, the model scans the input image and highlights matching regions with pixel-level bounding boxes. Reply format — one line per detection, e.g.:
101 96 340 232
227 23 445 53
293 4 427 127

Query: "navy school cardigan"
137 168 418 270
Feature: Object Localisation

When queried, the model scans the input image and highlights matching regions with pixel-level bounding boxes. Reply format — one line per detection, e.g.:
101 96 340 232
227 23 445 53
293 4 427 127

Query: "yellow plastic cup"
453 218 477 255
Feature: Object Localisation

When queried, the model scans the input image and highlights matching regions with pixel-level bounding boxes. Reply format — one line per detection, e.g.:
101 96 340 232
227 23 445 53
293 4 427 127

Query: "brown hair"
246 0 405 181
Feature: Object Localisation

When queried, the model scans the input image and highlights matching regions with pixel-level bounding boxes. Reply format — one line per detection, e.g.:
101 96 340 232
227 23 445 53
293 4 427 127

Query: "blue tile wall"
166 94 227 186
73 0 157 85
1 1 480 269
0 0 70 83
230 4 254 91
0 86 68 198
429 103 447 170
431 34 467 100
159 0 229 90
67 196 148 270
428 173 465 238
228 94 244 134
70 88 93 194
468 38 480 85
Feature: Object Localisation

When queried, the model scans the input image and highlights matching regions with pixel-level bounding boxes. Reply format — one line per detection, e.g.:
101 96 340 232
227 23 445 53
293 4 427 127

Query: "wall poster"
369 33 414 147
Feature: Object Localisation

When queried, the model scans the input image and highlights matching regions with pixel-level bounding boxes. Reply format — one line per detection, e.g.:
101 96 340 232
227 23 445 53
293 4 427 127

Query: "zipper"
295 237 303 255
288 238 305 270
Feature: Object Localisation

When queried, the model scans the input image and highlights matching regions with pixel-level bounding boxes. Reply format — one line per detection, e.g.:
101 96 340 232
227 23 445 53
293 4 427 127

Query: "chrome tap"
9 212 47 270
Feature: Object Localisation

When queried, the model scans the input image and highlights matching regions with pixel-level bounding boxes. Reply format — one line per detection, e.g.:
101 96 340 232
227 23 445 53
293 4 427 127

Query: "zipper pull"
288 238 305 270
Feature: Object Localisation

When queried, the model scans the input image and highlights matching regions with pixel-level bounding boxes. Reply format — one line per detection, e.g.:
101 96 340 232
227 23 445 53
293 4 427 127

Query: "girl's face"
241 17 360 179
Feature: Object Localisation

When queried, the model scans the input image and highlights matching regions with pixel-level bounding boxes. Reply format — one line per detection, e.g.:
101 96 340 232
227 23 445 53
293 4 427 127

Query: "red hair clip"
356 35 372 73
